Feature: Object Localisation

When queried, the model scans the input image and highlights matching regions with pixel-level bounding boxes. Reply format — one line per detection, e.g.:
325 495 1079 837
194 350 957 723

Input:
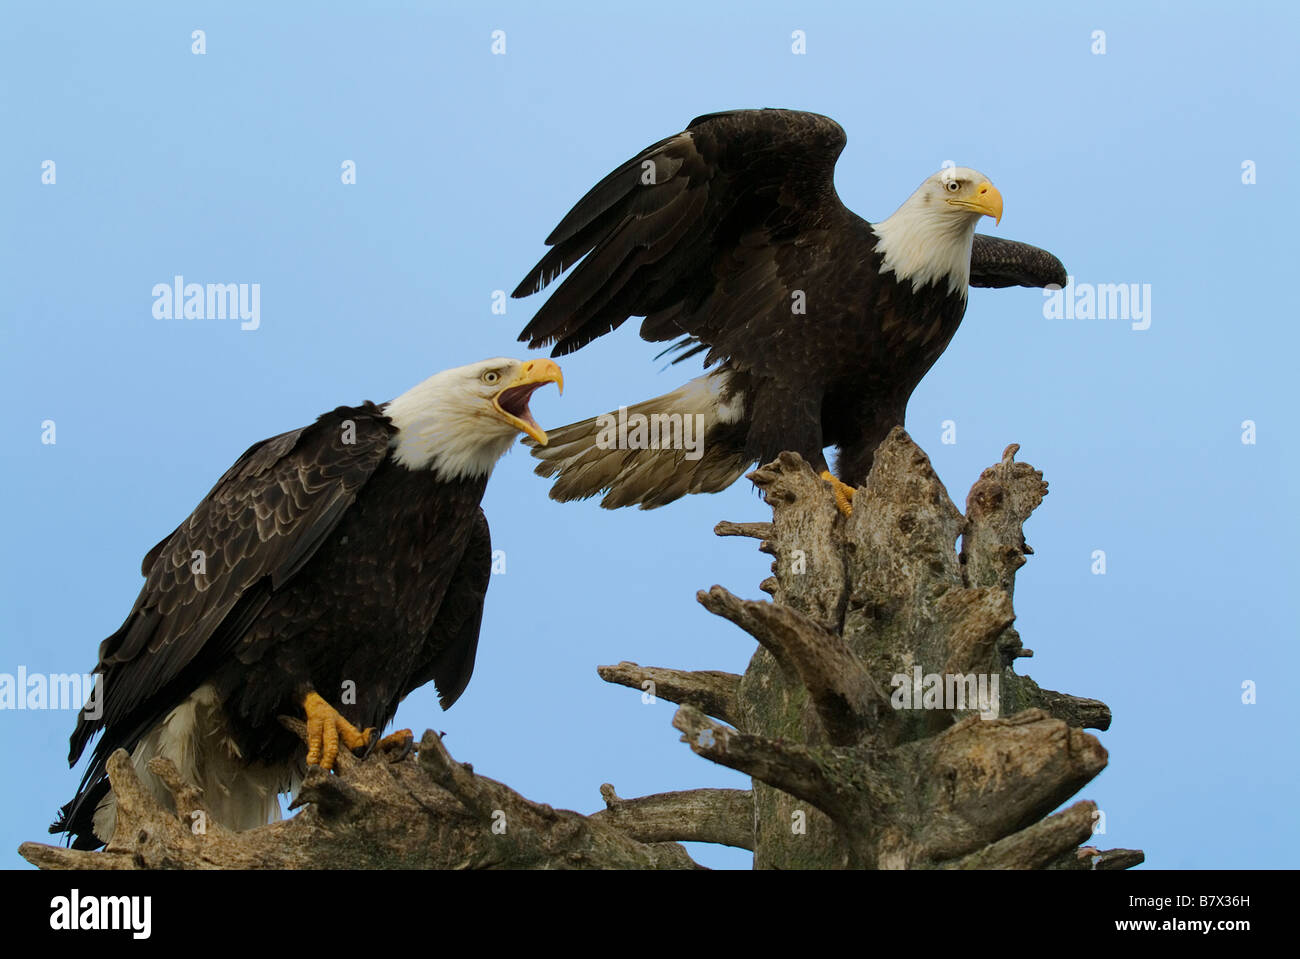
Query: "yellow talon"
820 470 856 516
302 691 373 771
377 728 413 750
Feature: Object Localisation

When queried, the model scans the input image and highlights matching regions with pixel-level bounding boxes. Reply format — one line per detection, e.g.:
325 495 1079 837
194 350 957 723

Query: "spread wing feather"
514 109 851 375
515 109 1069 371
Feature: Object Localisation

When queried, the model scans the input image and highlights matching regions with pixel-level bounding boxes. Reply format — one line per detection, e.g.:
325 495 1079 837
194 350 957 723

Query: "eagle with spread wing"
514 109 1064 512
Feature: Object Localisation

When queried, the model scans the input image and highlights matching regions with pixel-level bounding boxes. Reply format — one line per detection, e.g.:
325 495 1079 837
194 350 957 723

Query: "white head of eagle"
872 167 1004 296
386 356 564 479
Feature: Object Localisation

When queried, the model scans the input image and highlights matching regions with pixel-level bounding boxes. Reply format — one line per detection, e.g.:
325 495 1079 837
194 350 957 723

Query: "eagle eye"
945 180 961 193
482 370 501 385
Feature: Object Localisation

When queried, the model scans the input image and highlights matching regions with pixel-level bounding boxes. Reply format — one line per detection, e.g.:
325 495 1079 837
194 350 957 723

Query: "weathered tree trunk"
19 723 700 869
603 430 1141 869
19 430 1142 870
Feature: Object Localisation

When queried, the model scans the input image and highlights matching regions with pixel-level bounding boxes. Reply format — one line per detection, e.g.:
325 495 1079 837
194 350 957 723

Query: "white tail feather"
92 683 299 843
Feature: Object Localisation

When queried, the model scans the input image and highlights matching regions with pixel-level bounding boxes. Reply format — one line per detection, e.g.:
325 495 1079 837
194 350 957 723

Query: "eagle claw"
820 470 856 516
302 691 373 772
375 728 416 763
355 726 384 760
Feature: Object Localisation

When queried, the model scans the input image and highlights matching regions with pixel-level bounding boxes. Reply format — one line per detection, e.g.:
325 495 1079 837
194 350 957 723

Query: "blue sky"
2 1 1296 870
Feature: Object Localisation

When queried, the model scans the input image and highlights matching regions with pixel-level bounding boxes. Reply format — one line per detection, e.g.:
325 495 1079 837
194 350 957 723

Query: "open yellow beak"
492 359 563 445
950 181 1003 225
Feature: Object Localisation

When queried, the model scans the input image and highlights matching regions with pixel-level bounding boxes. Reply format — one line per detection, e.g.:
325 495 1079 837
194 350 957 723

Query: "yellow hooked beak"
492 359 563 445
949 180 1003 225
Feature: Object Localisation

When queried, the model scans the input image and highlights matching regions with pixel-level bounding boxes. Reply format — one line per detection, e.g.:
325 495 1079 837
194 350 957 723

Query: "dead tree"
20 429 1142 869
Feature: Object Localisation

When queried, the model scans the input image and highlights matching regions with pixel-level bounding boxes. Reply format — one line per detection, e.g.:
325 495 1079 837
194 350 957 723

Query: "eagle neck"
871 203 977 298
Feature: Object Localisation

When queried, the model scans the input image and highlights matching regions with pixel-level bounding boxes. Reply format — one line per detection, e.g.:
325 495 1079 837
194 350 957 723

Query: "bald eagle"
54 357 562 849
513 109 1066 512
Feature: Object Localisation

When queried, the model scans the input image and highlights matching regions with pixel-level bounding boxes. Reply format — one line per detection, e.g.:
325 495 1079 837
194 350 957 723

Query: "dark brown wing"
970 234 1067 289
68 404 395 771
514 109 856 376
404 508 492 710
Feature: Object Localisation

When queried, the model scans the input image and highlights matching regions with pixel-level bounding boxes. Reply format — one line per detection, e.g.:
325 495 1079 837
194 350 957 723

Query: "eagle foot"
302 691 375 772
375 728 416 763
819 470 856 516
